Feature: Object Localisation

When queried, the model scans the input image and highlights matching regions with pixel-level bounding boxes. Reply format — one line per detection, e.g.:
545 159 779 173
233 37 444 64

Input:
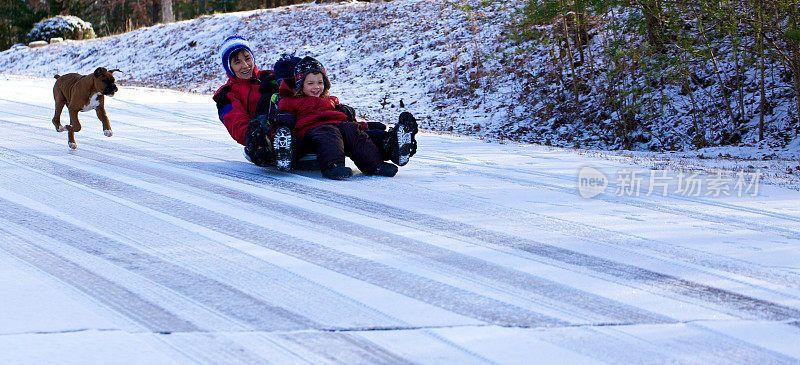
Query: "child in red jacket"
212 35 282 167
277 57 412 180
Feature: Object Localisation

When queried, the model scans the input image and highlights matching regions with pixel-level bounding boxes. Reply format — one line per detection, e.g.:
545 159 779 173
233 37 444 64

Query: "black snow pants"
304 122 383 173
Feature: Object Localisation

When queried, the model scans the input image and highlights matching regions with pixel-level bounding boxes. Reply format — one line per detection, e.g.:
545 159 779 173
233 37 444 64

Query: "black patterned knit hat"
293 56 329 92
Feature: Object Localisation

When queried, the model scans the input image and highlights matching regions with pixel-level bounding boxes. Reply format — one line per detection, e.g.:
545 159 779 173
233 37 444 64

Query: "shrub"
26 15 96 43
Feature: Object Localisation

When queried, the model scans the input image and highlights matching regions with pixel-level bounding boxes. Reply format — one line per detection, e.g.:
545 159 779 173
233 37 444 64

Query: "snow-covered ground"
1 75 800 363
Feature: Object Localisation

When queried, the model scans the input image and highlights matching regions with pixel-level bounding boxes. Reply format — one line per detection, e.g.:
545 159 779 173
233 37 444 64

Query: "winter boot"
273 126 293 172
322 163 353 180
371 162 398 177
244 115 274 167
385 112 418 166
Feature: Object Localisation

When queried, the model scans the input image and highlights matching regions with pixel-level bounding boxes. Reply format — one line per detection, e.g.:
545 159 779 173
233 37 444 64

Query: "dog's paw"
57 125 68 132
68 142 77 150
103 129 113 137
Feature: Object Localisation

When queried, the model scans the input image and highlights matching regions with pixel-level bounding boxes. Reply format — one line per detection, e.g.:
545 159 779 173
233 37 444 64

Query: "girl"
277 56 407 180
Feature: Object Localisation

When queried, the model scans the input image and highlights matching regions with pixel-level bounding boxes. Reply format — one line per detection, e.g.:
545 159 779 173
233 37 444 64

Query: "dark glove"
258 71 278 93
255 93 272 116
274 110 297 129
335 104 356 122
256 72 279 116
244 115 274 167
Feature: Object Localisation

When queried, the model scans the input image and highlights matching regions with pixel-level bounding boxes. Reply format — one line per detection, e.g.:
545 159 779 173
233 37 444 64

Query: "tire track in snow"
17 118 789 324
4 113 799 322
0 215 313 363
0 151 417 329
68 132 800 322
0 146 570 329
4 115 798 299
5 115 800 300
0 229 201 334
0 193 419 363
1 120 583 332
53 142 676 326
339 170 800 293
0 199 318 332
182 164 800 322
0 134 582 362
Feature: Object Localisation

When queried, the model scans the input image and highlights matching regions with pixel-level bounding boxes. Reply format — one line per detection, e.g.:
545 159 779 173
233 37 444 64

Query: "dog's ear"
93 67 107 77
108 69 122 74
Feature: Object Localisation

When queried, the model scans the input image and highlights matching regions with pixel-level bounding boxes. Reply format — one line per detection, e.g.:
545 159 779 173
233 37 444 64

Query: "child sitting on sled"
276 56 418 180
212 35 282 167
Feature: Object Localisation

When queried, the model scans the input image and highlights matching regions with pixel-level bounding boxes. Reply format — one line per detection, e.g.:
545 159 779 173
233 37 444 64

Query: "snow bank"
26 15 96 43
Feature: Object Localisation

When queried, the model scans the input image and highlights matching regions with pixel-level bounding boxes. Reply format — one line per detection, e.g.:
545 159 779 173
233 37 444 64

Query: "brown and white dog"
52 67 120 149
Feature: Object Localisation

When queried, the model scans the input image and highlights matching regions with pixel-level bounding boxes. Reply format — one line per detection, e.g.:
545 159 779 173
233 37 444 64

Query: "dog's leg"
66 107 82 149
95 98 112 137
53 99 66 132
67 130 77 149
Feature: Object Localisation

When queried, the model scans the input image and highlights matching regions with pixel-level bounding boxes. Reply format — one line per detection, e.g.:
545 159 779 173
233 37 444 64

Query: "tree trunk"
757 1 765 141
793 3 800 135
162 0 174 23
642 0 664 51
559 5 581 114
794 70 800 135
732 7 744 127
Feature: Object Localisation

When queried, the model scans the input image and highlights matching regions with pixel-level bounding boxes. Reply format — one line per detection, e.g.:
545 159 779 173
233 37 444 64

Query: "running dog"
52 67 120 149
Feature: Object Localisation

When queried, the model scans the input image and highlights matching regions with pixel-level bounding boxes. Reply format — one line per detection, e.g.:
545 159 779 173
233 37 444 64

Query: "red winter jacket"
276 81 367 139
212 67 274 146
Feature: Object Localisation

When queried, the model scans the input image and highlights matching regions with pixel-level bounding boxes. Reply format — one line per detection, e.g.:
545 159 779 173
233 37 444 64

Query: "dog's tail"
54 74 60 79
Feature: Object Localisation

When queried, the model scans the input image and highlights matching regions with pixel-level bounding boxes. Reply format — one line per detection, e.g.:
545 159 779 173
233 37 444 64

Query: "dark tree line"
1 0 311 50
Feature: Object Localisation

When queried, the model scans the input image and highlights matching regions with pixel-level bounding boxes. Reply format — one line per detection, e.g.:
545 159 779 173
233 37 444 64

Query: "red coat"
212 67 273 146
276 81 366 139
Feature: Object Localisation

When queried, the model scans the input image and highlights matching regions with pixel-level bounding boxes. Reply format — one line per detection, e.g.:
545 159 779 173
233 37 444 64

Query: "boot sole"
395 113 417 167
273 127 293 172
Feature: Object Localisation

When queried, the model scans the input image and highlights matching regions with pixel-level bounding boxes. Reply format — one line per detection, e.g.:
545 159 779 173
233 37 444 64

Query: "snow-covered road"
1 75 799 364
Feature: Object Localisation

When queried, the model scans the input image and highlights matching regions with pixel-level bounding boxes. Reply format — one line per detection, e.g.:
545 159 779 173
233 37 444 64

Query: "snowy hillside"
0 0 497 128
2 75 800 364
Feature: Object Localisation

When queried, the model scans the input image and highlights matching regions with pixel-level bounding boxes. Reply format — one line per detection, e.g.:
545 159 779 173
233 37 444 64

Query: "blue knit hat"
220 35 254 78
